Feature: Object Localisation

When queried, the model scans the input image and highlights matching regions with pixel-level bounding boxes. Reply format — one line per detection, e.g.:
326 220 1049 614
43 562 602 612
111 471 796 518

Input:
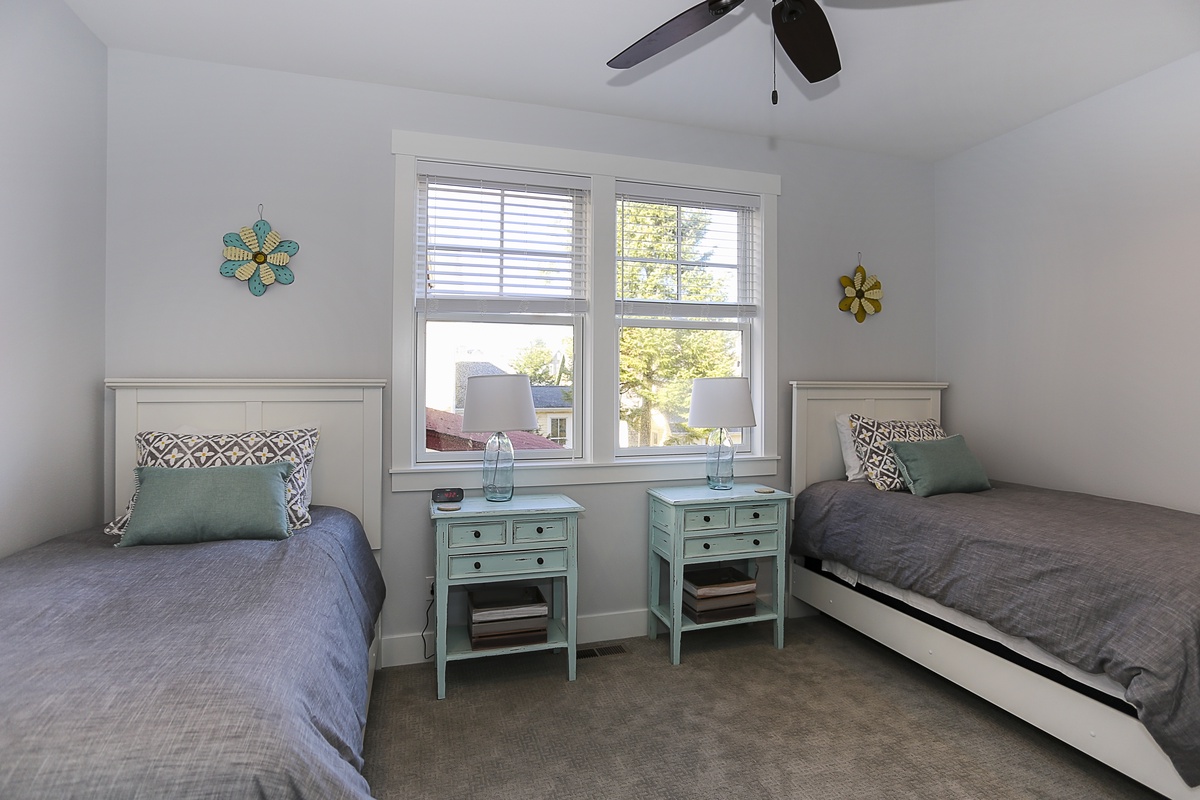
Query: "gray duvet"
792 480 1200 786
0 506 385 800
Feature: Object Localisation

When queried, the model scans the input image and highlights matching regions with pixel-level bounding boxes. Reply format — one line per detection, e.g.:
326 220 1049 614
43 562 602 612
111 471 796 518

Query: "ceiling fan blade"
608 0 745 69
772 0 841 83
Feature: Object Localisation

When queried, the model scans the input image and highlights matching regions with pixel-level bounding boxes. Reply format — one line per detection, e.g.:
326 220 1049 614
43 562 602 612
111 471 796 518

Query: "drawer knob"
752 512 760 519
473 530 482 538
473 561 481 570
703 542 711 550
537 557 545 565
753 539 760 546
703 515 711 523
536 526 544 534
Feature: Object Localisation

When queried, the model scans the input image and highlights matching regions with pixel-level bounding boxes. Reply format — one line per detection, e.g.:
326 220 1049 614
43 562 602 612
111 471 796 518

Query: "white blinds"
416 165 589 314
615 182 758 323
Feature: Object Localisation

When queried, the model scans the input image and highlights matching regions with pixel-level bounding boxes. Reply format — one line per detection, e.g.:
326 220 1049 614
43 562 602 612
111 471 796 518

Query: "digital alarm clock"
431 487 464 504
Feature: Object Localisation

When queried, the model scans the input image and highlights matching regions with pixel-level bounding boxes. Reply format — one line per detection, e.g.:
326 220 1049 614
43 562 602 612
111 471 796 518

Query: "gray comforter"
792 480 1200 786
0 506 385 799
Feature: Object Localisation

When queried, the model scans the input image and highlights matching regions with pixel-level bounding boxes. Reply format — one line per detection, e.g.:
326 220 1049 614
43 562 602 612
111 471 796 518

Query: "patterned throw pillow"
105 428 320 536
848 415 946 492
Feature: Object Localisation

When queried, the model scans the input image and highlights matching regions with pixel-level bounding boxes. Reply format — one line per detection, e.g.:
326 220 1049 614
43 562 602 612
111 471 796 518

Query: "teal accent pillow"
887 435 991 497
117 462 296 547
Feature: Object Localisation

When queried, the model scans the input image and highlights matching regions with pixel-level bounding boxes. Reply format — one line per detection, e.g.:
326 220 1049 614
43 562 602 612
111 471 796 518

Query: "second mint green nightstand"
647 483 793 665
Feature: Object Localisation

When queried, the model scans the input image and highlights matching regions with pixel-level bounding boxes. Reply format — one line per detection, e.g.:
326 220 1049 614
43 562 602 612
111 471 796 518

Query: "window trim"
391 131 781 493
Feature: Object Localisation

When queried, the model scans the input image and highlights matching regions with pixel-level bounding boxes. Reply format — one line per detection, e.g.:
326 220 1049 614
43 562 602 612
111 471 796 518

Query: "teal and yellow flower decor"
220 210 299 296
839 255 882 323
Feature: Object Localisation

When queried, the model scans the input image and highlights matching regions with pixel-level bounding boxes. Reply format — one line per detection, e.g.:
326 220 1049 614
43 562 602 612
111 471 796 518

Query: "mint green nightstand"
430 493 583 699
647 484 793 665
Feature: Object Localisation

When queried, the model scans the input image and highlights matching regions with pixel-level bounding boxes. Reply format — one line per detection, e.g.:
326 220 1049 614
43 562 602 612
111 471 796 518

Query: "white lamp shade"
688 377 756 429
460 374 538 433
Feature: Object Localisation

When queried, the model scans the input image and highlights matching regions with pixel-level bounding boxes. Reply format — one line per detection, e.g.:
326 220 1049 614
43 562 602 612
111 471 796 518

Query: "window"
548 417 568 446
616 186 757 454
392 132 780 489
416 165 586 463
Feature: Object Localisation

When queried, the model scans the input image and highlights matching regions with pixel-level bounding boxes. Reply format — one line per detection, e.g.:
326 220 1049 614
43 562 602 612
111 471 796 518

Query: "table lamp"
461 374 538 502
688 377 756 490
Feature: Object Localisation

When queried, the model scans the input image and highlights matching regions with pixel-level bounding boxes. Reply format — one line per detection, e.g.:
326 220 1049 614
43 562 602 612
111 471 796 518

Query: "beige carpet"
362 616 1159 799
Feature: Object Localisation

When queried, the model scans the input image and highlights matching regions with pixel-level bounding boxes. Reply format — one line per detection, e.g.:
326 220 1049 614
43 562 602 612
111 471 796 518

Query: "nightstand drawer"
513 517 567 543
650 501 672 530
447 521 507 547
733 504 780 528
683 531 778 558
448 548 567 578
682 507 731 531
651 527 674 558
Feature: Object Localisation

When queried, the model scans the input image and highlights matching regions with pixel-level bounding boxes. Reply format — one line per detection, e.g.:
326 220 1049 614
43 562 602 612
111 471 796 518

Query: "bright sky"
425 321 572 411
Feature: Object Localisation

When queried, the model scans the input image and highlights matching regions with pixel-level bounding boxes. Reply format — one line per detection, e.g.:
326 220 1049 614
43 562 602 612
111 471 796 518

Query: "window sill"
389 455 780 494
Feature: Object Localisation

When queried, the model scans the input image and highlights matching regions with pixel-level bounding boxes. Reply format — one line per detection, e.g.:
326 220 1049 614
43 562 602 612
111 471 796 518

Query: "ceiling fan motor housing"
708 0 742 17
778 0 806 23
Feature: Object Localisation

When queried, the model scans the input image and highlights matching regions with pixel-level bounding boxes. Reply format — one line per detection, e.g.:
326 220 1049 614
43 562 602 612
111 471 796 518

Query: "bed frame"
789 381 1198 800
106 378 386 714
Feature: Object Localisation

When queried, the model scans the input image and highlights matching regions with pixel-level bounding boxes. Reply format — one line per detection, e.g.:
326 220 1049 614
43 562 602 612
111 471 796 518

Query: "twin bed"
788 381 1200 799
0 379 386 800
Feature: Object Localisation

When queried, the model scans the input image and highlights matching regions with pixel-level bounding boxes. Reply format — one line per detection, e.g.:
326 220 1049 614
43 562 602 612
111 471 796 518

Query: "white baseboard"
577 608 648 646
379 608 649 668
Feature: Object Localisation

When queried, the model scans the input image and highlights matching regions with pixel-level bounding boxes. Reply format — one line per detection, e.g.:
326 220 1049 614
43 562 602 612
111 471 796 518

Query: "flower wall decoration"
839 260 882 323
220 217 299 296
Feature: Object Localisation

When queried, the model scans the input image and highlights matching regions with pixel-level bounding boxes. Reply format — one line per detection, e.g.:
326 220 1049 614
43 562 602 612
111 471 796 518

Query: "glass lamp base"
482 431 515 502
705 427 734 490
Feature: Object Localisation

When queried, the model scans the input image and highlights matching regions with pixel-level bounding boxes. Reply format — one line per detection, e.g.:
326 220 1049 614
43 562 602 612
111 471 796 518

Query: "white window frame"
391 131 781 492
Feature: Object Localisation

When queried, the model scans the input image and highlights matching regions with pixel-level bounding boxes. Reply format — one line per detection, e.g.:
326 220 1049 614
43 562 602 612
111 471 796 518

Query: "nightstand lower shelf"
649 598 778 632
446 618 569 660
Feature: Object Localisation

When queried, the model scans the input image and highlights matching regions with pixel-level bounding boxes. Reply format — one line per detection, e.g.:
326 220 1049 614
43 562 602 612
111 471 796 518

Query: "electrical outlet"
425 576 435 597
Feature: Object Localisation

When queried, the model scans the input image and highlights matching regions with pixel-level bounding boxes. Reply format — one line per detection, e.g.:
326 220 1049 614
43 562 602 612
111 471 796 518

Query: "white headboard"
790 381 948 497
107 379 386 549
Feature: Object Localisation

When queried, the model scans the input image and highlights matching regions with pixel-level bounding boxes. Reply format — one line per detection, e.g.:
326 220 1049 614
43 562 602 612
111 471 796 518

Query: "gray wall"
0 0 107 559
934 52 1200 513
104 50 936 662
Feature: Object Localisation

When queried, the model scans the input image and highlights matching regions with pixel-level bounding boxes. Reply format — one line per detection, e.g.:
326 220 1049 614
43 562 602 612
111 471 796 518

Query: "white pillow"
835 413 868 482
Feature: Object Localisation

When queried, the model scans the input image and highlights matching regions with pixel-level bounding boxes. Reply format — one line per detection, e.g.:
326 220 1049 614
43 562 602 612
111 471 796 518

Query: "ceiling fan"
607 0 841 85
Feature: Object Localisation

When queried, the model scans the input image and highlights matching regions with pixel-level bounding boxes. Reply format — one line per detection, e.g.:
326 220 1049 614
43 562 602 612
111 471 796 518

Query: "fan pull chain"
771 7 779 105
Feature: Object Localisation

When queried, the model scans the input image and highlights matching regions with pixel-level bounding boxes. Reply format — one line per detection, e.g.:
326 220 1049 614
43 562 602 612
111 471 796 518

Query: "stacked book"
682 566 757 624
468 585 549 650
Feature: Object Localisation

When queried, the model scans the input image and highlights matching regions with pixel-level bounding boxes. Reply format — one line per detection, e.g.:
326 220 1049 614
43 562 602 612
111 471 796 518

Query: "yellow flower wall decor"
220 217 299 296
839 263 883 323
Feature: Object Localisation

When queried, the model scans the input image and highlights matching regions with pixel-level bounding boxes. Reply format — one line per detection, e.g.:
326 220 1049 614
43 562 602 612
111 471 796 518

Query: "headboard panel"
107 379 386 549
790 381 948 497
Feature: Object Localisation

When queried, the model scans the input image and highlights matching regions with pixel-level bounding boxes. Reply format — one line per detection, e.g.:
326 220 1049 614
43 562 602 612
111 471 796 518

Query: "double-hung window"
616 184 758 455
391 132 780 489
415 163 587 463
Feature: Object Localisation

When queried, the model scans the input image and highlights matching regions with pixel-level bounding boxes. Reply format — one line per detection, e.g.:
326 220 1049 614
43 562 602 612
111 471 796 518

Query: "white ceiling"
66 0 1200 161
